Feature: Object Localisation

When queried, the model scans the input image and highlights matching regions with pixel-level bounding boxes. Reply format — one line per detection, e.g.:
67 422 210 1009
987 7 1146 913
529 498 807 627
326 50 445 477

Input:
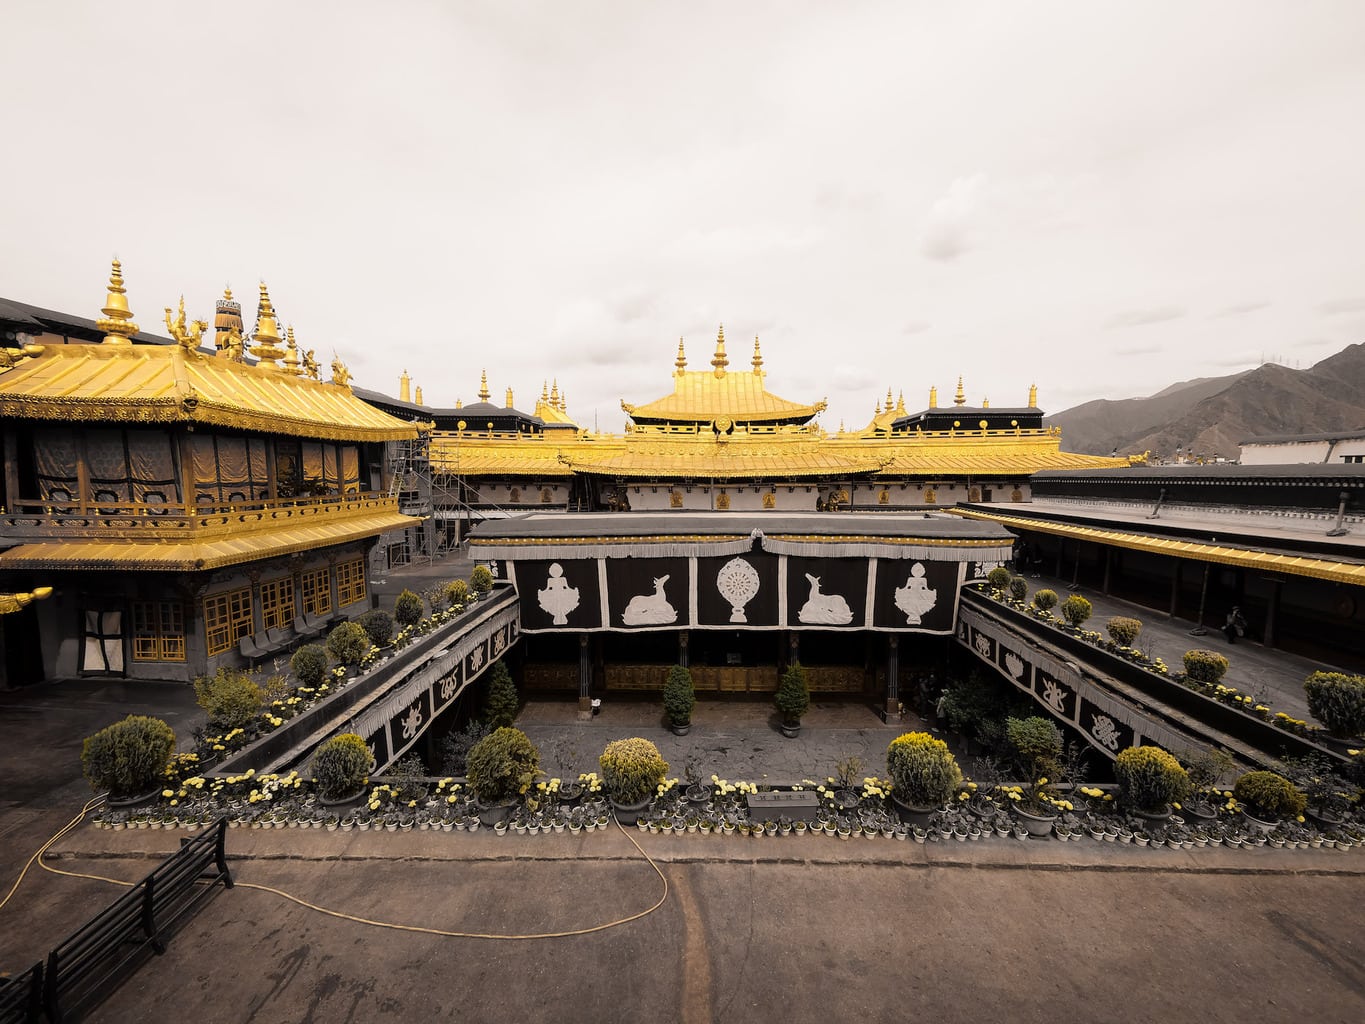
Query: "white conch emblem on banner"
716 558 760 623
797 574 853 624
622 575 678 625
537 562 580 625
894 563 938 624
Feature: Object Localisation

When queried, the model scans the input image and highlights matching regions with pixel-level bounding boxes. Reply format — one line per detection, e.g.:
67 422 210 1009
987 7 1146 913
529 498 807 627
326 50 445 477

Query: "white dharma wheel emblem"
715 558 760 623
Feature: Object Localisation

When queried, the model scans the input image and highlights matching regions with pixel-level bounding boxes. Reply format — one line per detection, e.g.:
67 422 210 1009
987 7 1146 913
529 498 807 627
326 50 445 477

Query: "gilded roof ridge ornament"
414 385 423 405
283 325 302 375
400 369 411 403
752 336 763 374
1028 383 1038 408
954 376 966 406
250 281 286 367
711 325 728 376
330 353 352 389
163 295 207 352
675 338 687 375
479 370 490 402
505 386 514 408
301 347 320 379
929 385 938 409
896 390 906 415
550 378 560 407
96 258 139 344
214 285 243 356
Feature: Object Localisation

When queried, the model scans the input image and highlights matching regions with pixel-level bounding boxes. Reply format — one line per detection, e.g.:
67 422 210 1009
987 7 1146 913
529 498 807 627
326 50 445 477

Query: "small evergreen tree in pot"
886 731 962 809
192 667 263 731
1302 671 1365 738
986 566 1012 591
466 727 541 805
444 578 470 609
393 589 424 627
1233 770 1307 823
1008 576 1028 601
82 715 176 801
774 661 810 737
599 737 668 810
358 609 395 648
312 733 371 801
662 664 696 734
1106 616 1143 647
327 621 371 668
1060 594 1092 628
1031 589 1058 616
1183 649 1229 684
1114 745 1190 815
470 565 494 595
482 660 519 729
291 643 329 688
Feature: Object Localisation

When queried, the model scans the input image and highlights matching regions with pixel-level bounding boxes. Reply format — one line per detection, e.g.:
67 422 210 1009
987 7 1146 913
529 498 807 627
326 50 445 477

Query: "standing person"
1222 606 1247 643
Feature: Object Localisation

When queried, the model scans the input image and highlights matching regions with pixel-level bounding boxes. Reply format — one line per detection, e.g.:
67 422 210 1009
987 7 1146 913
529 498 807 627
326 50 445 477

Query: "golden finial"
885 387 894 412
250 281 286 366
505 386 515 407
96 258 139 344
550 378 560 407
982 396 990 408
896 390 906 415
752 336 763 373
711 325 728 375
559 389 568 412
874 398 882 415
415 386 423 405
953 376 966 406
929 386 938 408
400 370 411 403
838 419 845 433
282 326 302 375
541 380 550 403
214 285 243 354
675 338 687 374
455 397 463 408
1028 383 1038 408
478 370 490 402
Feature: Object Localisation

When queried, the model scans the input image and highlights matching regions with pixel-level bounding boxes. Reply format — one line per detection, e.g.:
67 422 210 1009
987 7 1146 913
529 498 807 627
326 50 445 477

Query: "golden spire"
541 380 550 403
885 387 894 412
711 325 728 375
982 396 990 409
550 378 560 408
1028 383 1038 408
96 258 139 344
505 386 515 407
478 370 490 402
752 336 764 374
559 389 567 412
214 285 242 352
282 326 302 375
929 386 938 408
455 397 463 409
675 338 687 374
874 398 882 415
250 282 285 366
400 369 411 403
896 390 906 415
415 385 424 405
953 376 966 406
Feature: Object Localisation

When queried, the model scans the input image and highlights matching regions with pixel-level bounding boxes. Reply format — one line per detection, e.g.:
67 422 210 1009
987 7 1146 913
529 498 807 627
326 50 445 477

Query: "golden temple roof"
621 327 826 425
0 343 418 443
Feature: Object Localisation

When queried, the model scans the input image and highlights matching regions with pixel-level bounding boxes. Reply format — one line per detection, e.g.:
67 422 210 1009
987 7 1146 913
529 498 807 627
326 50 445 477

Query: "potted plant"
1059 594 1093 628
394 588 424 627
291 643 330 688
1282 754 1358 826
358 609 395 648
1113 745 1190 818
82 715 176 804
326 621 371 670
465 726 541 825
774 661 810 738
599 737 668 824
1031 589 1058 617
470 565 494 596
1177 746 1234 822
662 664 696 736
1106 616 1142 647
1302 671 1365 743
886 731 962 827
1232 770 1306 832
311 733 371 805
482 660 520 729
1182 649 1229 685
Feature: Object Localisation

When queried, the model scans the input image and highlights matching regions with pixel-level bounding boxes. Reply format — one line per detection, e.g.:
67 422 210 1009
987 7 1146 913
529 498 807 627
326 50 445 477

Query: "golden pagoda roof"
565 436 883 479
0 342 418 443
621 328 826 425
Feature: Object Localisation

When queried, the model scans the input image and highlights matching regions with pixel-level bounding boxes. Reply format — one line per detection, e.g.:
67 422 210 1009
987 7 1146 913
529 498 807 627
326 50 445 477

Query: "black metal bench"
0 962 43 1024
41 818 232 1023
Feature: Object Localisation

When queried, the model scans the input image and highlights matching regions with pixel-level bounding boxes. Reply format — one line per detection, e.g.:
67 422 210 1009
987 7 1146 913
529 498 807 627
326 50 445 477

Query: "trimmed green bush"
1032 589 1058 615
886 731 962 807
1060 594 1092 627
1114 745 1190 814
193 667 263 730
1008 576 1028 602
470 565 494 595
82 715 176 800
774 661 810 725
444 578 470 608
663 664 696 727
1303 671 1365 738
1007 716 1062 779
311 733 371 800
1107 616 1143 647
465 726 541 803
986 566 1011 590
326 621 371 667
482 660 519 729
599 737 668 805
1183 649 1229 684
393 589 424 627
358 609 395 648
290 643 329 688
1233 770 1306 820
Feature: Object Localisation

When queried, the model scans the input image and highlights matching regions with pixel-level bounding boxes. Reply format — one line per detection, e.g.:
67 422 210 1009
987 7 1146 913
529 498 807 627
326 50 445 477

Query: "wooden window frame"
205 587 252 656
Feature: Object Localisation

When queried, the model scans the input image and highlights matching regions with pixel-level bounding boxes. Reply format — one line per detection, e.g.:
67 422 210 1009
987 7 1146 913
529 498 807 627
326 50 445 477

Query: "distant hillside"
1047 344 1365 459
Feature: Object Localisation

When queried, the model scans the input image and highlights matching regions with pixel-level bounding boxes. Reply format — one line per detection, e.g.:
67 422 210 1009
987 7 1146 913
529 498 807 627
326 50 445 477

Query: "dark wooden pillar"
1101 549 1112 596
1168 560 1182 618
1263 579 1281 648
578 634 592 714
884 635 900 717
678 630 689 668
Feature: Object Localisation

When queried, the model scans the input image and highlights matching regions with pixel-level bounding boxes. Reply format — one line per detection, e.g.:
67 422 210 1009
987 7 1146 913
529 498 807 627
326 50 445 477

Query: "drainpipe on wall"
1326 490 1351 538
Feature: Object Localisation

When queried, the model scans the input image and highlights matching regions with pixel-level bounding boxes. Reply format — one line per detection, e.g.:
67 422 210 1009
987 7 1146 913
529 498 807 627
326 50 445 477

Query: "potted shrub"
470 565 495 596
326 621 371 669
466 727 541 824
774 661 810 738
192 667 263 731
662 664 696 736
886 731 962 826
1031 589 1058 617
82 715 176 803
599 737 668 823
358 609 395 648
1179 746 1235 820
1008 576 1027 601
444 578 470 609
986 566 1012 591
1233 770 1306 831
290 643 330 688
1283 754 1358 825
1183 649 1229 685
1302 671 1365 740
1107 616 1142 647
1059 594 1092 628
1114 745 1190 817
393 588 424 627
312 733 371 804
482 660 520 729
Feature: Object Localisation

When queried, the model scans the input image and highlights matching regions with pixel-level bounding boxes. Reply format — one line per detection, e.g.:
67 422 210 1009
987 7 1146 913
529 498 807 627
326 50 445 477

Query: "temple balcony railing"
0 491 405 542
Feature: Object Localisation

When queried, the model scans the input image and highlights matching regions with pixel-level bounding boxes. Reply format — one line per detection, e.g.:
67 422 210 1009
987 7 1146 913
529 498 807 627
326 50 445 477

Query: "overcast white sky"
4 1 1364 429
